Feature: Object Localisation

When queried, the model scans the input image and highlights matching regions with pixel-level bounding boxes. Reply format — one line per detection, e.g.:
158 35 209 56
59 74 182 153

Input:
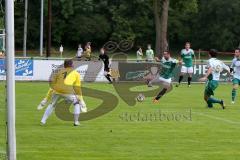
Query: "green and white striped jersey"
181 49 194 67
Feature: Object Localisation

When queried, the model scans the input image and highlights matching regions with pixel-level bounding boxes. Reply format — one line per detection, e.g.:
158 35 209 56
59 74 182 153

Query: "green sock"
207 97 221 104
232 89 237 101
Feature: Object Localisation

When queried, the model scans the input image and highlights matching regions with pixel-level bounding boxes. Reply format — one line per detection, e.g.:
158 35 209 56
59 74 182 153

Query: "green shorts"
232 78 240 85
204 80 219 97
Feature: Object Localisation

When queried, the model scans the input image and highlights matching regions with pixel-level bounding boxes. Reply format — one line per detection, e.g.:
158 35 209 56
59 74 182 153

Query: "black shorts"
104 66 110 72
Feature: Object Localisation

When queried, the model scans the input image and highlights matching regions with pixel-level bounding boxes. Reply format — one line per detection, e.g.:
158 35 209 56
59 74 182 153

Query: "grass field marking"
193 111 240 126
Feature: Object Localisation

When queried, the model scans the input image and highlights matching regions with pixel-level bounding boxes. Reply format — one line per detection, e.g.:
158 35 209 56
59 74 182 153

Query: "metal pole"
46 0 52 57
40 0 44 56
198 49 201 60
5 0 16 160
3 29 5 52
23 0 28 57
1 29 5 52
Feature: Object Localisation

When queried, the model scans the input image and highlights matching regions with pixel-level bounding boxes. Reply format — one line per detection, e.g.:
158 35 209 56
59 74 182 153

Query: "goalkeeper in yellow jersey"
40 59 87 126
37 88 54 110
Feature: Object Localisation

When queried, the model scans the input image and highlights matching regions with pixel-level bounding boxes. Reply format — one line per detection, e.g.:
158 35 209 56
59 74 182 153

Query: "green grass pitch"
1 82 240 160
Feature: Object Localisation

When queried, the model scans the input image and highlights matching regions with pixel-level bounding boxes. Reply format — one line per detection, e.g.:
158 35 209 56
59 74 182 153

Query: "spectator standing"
136 47 143 62
59 45 64 57
76 44 83 60
85 42 91 61
146 44 154 62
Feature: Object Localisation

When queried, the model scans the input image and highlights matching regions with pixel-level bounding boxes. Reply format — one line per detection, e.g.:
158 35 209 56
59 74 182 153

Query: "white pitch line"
193 111 240 126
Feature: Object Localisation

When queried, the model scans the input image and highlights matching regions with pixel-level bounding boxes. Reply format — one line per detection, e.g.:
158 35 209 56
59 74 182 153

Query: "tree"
154 0 169 56
13 0 240 53
168 0 198 50
153 0 161 56
154 0 198 56
191 0 240 51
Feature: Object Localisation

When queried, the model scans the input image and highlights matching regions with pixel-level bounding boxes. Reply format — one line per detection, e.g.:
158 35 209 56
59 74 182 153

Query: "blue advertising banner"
15 59 33 76
0 59 33 79
0 59 5 75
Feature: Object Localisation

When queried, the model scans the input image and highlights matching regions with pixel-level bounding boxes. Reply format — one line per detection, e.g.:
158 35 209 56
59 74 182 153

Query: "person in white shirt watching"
59 45 64 57
146 44 154 62
76 44 83 60
136 46 143 62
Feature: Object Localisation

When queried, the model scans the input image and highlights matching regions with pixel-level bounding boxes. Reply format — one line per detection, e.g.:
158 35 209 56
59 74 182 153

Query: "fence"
0 57 232 83
0 29 5 53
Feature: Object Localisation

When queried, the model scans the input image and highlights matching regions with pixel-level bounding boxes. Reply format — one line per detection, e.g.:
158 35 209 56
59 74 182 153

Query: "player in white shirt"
230 48 240 104
199 49 230 109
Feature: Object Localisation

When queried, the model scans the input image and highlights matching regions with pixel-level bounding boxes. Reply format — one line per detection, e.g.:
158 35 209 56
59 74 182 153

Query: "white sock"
74 103 81 123
74 114 79 124
41 104 54 124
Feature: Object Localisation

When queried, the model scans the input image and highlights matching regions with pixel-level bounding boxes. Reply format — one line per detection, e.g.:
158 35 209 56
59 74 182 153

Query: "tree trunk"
160 0 169 53
153 0 169 57
153 0 161 57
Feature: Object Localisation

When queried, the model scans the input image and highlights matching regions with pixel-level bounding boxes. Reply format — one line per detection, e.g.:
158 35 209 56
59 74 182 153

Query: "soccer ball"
136 93 145 102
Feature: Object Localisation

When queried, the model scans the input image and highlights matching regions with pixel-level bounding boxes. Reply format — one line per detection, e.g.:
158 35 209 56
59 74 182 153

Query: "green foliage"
108 0 154 46
66 14 111 46
191 0 240 51
168 0 198 49
0 0 4 29
110 7 136 41
14 1 25 48
59 0 74 18
10 0 240 51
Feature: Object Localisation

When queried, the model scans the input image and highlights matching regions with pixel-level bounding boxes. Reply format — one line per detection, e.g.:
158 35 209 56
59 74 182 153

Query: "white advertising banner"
0 59 114 82
33 60 107 82
74 61 107 82
33 60 64 81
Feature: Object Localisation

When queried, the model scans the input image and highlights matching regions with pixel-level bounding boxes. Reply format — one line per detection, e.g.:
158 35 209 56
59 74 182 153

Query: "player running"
40 59 87 126
99 48 112 83
147 51 181 103
176 42 195 87
199 49 230 109
230 48 240 104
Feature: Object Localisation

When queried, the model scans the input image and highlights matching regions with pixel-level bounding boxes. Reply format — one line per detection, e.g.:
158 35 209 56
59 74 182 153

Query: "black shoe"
175 83 180 87
220 100 225 109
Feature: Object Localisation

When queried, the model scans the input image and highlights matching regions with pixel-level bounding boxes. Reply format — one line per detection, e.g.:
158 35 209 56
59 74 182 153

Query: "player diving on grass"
230 48 240 104
199 49 230 109
40 59 87 126
176 42 195 87
147 51 182 103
